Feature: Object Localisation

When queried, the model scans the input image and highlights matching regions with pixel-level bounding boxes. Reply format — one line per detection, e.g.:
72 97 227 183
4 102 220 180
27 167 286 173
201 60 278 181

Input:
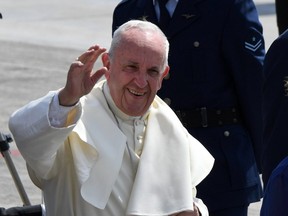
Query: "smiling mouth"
128 88 145 96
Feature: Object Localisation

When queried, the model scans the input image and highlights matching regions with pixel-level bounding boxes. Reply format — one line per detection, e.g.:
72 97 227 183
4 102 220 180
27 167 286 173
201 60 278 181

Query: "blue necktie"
158 0 170 32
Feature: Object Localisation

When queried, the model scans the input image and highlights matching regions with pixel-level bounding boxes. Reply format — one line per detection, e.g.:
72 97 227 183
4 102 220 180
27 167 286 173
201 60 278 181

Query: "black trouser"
209 205 249 216
0 205 42 216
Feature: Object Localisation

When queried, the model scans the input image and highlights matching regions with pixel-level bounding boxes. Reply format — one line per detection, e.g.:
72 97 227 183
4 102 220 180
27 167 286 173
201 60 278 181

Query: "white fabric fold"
127 97 214 215
73 86 127 209
72 81 214 214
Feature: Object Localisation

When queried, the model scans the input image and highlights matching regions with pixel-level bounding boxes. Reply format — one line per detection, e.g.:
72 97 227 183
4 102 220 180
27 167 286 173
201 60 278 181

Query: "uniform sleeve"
222 0 265 170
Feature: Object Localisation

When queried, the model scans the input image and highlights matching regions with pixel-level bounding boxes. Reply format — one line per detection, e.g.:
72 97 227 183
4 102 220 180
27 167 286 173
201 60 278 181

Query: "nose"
134 72 148 88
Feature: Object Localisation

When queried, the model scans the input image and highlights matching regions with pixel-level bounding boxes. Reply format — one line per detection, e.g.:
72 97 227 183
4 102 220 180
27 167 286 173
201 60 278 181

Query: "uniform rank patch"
244 27 264 53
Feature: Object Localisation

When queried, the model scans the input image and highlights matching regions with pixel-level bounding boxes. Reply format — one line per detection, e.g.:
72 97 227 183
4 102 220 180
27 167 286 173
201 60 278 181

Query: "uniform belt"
175 107 242 128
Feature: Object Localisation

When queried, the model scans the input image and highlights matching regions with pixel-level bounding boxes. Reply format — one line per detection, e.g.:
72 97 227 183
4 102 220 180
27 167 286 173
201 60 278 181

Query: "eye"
148 69 160 77
124 64 138 72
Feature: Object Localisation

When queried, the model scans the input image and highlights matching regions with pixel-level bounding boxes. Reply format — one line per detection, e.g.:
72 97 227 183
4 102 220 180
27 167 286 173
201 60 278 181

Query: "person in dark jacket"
112 0 265 215
275 0 288 34
260 156 288 216
262 29 288 187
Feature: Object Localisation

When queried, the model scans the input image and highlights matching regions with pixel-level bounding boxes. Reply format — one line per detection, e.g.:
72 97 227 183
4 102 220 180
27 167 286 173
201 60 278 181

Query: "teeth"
129 89 145 96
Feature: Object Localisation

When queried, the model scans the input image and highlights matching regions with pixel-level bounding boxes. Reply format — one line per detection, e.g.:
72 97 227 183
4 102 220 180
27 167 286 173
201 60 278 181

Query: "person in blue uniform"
112 0 265 215
262 29 288 187
260 156 288 216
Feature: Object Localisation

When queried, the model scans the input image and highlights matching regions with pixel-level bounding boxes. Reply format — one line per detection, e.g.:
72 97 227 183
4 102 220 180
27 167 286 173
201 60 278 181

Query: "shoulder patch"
244 27 264 53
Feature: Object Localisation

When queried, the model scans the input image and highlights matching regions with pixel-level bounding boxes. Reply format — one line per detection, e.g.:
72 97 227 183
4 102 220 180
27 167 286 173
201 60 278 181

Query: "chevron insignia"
244 37 262 52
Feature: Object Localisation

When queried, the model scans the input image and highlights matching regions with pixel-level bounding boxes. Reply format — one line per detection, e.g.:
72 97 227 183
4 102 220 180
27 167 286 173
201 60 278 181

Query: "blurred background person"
262 29 288 187
275 0 288 34
260 156 288 216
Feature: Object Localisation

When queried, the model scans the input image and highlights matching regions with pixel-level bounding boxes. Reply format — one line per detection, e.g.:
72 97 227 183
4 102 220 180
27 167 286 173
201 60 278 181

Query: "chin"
126 109 145 116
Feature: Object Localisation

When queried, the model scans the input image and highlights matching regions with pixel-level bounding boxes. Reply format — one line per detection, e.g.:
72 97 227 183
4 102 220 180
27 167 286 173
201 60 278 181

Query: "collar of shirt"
103 82 147 157
153 0 179 19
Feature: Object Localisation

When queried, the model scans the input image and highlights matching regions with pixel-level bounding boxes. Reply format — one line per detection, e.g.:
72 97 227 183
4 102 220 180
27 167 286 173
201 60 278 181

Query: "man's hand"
59 45 107 106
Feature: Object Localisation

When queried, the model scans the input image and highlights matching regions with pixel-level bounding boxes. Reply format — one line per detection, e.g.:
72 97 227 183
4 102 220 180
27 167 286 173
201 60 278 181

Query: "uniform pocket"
221 126 260 189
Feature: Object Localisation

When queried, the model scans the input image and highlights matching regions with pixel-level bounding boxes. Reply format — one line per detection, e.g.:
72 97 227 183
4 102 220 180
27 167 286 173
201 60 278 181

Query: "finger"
69 61 84 72
75 49 106 77
90 67 108 84
76 45 105 64
85 47 106 68
87 44 100 51
76 50 94 64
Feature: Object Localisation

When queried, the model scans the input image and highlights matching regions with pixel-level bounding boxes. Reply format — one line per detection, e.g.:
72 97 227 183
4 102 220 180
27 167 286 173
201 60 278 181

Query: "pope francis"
9 20 214 216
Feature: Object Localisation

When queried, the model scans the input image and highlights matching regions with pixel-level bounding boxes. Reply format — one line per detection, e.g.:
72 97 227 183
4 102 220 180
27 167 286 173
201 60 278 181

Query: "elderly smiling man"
9 20 214 216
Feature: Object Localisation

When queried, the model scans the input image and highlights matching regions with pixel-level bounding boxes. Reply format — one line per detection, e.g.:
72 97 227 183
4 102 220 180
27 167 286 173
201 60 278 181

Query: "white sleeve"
9 91 81 178
49 93 81 128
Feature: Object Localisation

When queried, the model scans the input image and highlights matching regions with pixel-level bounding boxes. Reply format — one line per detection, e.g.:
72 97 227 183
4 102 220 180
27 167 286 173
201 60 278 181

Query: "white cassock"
9 80 214 216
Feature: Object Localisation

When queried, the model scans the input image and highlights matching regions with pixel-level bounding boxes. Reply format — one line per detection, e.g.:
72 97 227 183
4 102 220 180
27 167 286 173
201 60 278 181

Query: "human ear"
101 52 110 69
158 66 170 89
162 66 169 78
102 53 111 79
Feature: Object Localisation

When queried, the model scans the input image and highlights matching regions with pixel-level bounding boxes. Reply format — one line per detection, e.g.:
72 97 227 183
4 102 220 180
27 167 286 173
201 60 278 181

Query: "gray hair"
109 20 169 71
